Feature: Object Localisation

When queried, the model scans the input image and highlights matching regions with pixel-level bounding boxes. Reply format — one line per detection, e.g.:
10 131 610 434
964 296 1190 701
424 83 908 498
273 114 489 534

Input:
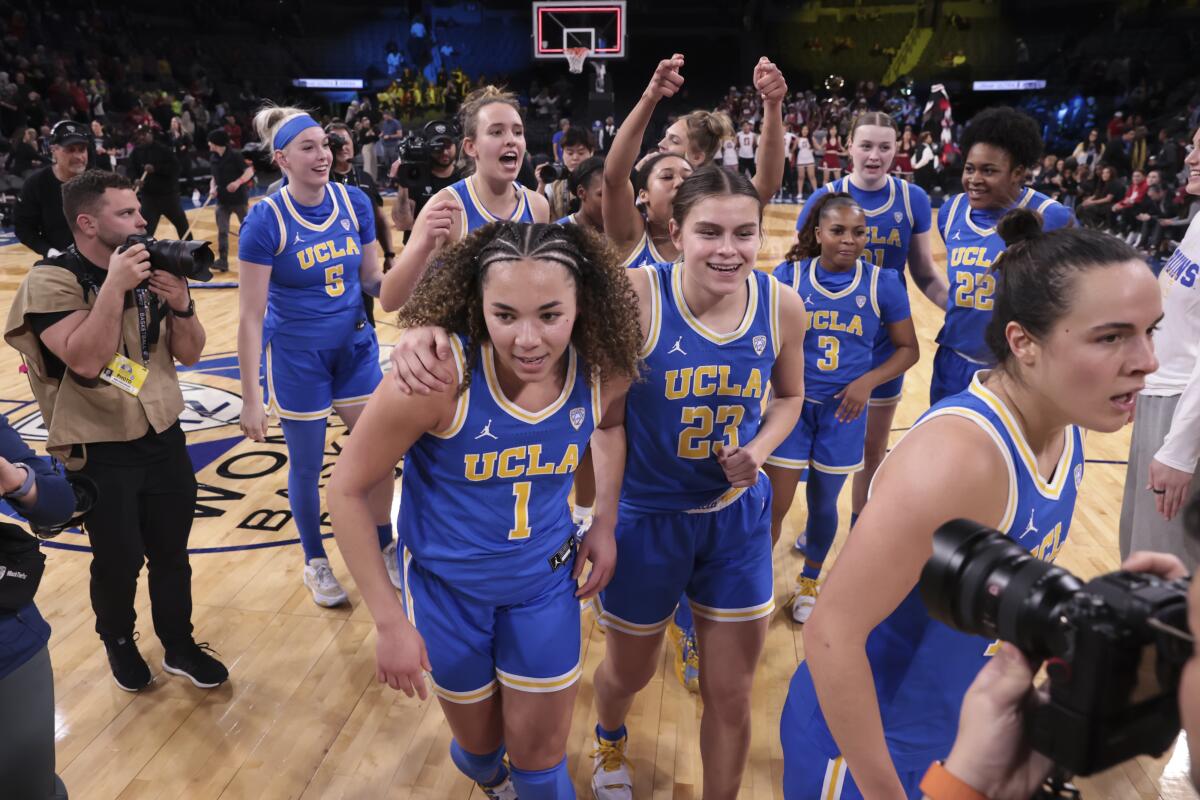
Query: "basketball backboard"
532 1 626 60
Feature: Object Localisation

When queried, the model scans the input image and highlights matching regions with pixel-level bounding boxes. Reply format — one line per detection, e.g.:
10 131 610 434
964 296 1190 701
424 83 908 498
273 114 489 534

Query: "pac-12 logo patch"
894 211 903 224
856 295 866 308
341 219 351 230
569 407 586 430
1073 463 1084 490
752 335 767 356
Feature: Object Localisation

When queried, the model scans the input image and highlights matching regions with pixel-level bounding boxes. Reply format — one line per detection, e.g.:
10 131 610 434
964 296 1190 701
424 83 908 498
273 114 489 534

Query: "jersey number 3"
325 264 345 297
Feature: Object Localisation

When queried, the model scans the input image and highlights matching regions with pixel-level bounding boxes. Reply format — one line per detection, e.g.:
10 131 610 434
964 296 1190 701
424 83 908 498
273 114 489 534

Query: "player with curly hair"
328 221 640 800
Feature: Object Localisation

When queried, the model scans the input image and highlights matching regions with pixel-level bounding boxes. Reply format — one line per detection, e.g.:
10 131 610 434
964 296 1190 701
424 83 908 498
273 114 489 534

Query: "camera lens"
920 519 1082 659
146 239 215 282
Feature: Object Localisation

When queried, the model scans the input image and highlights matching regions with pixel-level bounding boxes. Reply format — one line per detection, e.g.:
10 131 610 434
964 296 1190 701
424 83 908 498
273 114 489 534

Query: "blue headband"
273 114 320 151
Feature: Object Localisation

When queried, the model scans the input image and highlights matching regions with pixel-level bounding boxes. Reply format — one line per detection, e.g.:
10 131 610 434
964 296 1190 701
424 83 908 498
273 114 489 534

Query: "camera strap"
134 287 152 364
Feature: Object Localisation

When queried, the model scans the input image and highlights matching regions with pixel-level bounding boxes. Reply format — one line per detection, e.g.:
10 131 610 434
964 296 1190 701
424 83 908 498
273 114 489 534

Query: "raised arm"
751 58 788 205
602 55 685 252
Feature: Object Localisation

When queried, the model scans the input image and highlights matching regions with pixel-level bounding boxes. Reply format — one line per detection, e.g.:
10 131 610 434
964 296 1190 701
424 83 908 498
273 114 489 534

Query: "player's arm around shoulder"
803 415 1010 798
380 186 463 312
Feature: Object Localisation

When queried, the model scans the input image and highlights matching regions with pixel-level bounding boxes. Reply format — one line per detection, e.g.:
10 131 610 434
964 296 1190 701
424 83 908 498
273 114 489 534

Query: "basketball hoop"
564 46 590 74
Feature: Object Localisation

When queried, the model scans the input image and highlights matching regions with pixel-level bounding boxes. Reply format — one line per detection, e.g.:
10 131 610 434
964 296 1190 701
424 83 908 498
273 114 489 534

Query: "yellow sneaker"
591 733 633 799
667 621 700 693
790 575 820 624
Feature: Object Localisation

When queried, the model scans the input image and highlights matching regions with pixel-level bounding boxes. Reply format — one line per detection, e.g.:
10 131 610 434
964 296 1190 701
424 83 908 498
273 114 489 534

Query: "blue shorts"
766 399 867 474
781 724 926 799
869 339 904 406
264 323 382 420
596 476 774 635
401 548 582 704
930 346 985 406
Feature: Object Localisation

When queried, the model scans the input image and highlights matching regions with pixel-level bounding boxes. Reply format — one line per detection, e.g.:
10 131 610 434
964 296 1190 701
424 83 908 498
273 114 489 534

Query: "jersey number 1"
509 481 532 540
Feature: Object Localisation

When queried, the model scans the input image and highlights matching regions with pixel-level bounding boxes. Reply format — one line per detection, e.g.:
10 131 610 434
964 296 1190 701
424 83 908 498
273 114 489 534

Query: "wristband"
919 761 988 800
3 463 35 500
172 299 196 318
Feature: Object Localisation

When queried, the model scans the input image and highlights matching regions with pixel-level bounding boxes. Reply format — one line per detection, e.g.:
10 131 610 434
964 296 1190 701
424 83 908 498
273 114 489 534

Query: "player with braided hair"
329 221 641 800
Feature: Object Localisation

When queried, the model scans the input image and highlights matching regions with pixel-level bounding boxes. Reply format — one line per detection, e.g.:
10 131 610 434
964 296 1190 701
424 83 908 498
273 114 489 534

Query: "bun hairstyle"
682 110 735 163
670 164 761 228
787 192 863 261
252 104 313 155
458 86 523 175
984 208 1141 365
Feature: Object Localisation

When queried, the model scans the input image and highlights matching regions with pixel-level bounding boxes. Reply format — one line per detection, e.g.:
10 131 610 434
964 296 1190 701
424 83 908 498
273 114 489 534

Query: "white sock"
572 504 594 524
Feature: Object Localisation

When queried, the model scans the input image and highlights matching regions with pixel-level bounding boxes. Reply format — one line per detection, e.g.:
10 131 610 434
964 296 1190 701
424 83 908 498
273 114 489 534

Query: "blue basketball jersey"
795 176 932 277
620 227 670 269
772 257 910 401
936 188 1073 362
621 261 782 513
445 176 536 238
784 371 1085 769
239 182 375 349
555 212 578 225
398 336 601 605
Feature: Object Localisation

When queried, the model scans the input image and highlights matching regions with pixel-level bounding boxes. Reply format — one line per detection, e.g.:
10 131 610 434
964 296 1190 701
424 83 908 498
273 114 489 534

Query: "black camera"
920 520 1192 776
538 162 568 184
122 235 215 282
395 119 459 188
30 473 98 539
327 130 348 154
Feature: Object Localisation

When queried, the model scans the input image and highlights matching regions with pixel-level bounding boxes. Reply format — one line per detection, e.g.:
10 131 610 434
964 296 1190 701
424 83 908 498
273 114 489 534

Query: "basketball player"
236 105 395 607
765 194 918 623
380 86 549 312
794 113 947 545
933 107 1074 404
329 222 642 800
655 57 788 205
385 166 807 799
781 212 1162 799
590 166 806 799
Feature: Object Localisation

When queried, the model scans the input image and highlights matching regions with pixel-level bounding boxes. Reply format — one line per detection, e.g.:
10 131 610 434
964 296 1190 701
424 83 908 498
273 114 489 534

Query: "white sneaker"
592 734 634 799
794 530 808 553
303 558 348 607
791 575 820 624
478 775 518 800
382 540 402 590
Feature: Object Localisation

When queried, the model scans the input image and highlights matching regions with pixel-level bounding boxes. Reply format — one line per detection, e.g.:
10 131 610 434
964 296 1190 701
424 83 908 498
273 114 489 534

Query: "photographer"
327 121 395 325
536 126 595 221
3 170 228 693
388 120 461 244
0 415 75 800
206 129 254 273
926 543 1198 800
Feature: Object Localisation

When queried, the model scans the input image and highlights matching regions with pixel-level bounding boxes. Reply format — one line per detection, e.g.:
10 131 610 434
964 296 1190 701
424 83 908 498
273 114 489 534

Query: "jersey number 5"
953 272 994 310
678 405 745 459
325 264 345 298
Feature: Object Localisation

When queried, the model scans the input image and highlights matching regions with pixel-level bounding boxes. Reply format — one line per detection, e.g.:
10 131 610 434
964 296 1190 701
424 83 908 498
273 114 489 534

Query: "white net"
565 47 590 74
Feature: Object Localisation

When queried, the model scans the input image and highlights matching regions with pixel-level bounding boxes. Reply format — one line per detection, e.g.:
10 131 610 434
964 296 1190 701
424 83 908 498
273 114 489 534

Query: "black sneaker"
163 641 229 688
212 259 230 273
104 633 152 692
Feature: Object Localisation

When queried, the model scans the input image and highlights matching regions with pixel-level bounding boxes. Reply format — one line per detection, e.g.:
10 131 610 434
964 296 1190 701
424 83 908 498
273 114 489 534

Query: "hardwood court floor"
0 202 1193 799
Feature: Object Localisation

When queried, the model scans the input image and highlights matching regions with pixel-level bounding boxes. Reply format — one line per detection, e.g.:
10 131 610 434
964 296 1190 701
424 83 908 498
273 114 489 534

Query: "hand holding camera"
537 162 568 185
108 242 153 293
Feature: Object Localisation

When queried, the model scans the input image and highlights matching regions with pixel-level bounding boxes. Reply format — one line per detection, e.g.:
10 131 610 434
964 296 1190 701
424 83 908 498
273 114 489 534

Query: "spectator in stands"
551 117 570 163
1133 182 1177 253
9 126 48 176
1106 110 1126 141
1077 164 1123 228
206 129 252 273
222 114 243 149
598 115 617 153
1112 168 1150 235
1029 153 1058 197
168 117 194 196
127 126 189 240
1102 128 1134 176
355 115 380 183
911 130 937 193
1153 127 1183 178
1071 128 1104 171
14 120 89 257
90 120 114 172
379 110 402 172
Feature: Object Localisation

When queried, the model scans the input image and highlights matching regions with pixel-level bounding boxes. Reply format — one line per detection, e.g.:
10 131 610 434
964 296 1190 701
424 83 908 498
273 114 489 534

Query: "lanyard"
134 287 152 364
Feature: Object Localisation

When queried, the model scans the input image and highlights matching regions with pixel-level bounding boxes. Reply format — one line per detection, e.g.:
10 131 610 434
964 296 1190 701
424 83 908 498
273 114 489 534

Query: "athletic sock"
449 740 506 787
596 723 626 743
510 756 574 799
376 523 393 550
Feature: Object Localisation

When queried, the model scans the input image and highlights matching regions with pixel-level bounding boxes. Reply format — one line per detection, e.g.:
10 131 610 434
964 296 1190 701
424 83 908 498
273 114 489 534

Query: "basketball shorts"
930 346 986 407
596 476 774 635
766 398 867 474
400 548 582 704
264 323 382 421
781 725 926 800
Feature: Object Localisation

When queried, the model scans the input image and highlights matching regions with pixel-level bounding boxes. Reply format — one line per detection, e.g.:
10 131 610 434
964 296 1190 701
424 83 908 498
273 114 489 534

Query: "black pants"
215 202 248 262
140 193 190 240
75 424 196 648
0 645 67 799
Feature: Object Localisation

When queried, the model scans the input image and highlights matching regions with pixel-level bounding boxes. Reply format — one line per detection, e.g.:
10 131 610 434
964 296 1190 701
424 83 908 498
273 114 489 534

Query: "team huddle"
237 53 1166 800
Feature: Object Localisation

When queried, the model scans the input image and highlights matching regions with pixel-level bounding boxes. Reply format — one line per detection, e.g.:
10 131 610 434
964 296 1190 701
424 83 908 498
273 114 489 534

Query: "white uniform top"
722 139 739 166
1142 214 1200 472
796 136 815 165
737 132 756 159
784 131 797 163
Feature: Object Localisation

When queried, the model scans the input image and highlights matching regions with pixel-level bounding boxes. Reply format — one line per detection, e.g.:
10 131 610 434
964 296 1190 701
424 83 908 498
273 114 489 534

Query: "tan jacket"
4 257 185 468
